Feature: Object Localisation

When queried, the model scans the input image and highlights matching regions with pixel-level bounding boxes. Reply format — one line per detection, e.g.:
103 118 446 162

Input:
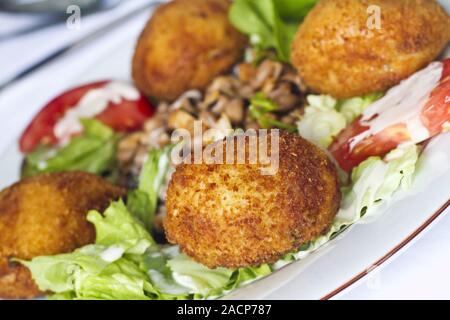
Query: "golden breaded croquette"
132 0 247 101
0 172 125 299
164 131 341 268
291 0 450 99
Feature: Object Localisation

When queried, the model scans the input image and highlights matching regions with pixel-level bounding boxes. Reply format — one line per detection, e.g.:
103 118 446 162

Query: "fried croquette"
291 0 450 99
132 0 247 101
0 172 125 299
164 131 341 268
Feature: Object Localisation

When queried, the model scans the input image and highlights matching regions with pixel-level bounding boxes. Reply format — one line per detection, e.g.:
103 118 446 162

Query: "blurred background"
0 0 162 90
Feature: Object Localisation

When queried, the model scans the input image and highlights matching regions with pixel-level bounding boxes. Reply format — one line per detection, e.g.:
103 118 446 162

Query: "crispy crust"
0 172 125 299
132 0 247 101
164 132 341 268
291 0 450 99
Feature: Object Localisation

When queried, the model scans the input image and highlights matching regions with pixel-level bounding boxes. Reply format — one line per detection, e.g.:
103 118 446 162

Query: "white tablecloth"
0 0 449 300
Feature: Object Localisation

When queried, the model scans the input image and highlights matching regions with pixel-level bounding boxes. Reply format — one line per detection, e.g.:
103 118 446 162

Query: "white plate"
0 3 449 300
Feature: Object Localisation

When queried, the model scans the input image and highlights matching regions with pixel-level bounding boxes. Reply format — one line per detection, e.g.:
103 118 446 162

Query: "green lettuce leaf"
249 93 297 131
276 0 318 19
227 265 272 290
229 0 275 49
167 252 234 297
72 258 157 300
22 119 119 178
229 0 319 62
138 247 191 298
87 200 155 253
127 146 173 229
24 251 157 300
338 92 384 123
21 200 158 299
144 246 272 299
20 245 110 293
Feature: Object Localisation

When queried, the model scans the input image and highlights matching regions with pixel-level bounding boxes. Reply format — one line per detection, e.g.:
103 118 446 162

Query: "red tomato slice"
19 81 154 153
330 59 450 172
330 122 411 172
421 58 450 136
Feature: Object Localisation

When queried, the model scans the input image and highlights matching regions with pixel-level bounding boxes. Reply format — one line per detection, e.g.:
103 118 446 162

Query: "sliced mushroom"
201 77 241 112
237 62 257 83
171 90 202 113
280 108 304 126
167 109 196 133
199 110 218 129
268 82 303 112
141 127 170 149
143 115 166 133
202 91 221 111
209 96 228 115
224 98 245 125
153 210 166 235
203 114 233 145
117 132 142 164
244 117 261 130
281 72 307 92
207 76 240 96
252 60 283 90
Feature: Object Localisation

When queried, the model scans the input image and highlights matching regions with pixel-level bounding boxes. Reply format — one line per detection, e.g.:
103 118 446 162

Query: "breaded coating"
132 0 247 101
164 132 341 268
291 0 450 99
0 172 125 299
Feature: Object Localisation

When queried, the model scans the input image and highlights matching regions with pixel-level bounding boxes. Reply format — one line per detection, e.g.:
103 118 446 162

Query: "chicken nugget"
0 172 125 299
132 0 247 101
291 0 450 98
164 131 340 268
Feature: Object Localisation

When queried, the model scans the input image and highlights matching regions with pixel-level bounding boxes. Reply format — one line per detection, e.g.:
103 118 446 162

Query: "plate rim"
321 198 450 300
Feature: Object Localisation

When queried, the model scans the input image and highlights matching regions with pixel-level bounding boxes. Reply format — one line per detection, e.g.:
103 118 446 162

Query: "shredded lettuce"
282 144 420 262
138 247 192 297
336 144 419 225
22 119 119 178
227 264 272 291
338 93 384 123
71 259 157 300
88 200 155 252
127 146 173 229
297 93 382 148
229 0 319 62
21 200 157 300
167 253 234 296
297 95 347 148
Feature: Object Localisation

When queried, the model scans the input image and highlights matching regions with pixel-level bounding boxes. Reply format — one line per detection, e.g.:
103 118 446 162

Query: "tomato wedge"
421 59 450 136
20 81 154 153
330 59 450 172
